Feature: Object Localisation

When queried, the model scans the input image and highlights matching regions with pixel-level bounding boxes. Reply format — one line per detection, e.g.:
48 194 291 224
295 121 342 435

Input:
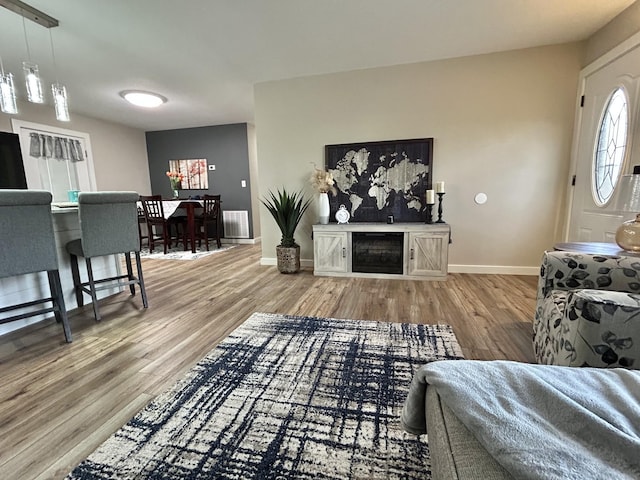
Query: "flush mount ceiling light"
120 90 167 108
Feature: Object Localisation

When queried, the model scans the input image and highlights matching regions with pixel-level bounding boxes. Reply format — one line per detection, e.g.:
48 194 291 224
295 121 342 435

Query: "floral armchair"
533 250 640 369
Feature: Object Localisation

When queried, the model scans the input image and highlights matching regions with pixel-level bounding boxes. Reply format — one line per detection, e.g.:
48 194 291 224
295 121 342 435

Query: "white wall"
246 123 261 239
0 100 151 194
255 43 583 273
584 0 640 66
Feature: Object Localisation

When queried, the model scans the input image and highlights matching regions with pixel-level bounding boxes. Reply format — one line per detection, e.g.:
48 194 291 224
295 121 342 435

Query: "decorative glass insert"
593 87 628 205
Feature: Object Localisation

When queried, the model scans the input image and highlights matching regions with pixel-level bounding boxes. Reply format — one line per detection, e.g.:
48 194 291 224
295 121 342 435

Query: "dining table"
160 199 204 253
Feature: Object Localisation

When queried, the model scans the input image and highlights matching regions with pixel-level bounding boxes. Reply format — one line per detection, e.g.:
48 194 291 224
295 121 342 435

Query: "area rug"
139 244 235 260
66 312 464 479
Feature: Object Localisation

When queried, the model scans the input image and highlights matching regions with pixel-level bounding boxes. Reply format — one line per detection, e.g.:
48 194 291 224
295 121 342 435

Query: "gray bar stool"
0 190 72 342
66 191 148 322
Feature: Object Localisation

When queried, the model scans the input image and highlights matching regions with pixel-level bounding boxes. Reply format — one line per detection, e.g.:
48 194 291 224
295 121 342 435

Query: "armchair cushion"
537 252 640 300
534 251 640 369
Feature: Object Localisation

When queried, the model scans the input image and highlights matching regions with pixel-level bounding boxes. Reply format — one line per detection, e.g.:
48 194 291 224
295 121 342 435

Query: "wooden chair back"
197 194 222 250
203 194 221 220
139 195 165 222
140 195 171 253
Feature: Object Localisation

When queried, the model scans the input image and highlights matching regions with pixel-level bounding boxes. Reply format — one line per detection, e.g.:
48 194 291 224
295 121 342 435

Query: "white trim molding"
447 264 538 276
223 236 260 245
261 257 314 268
262 258 538 276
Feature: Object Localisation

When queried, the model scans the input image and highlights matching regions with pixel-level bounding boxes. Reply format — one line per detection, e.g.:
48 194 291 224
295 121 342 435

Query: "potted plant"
262 188 311 273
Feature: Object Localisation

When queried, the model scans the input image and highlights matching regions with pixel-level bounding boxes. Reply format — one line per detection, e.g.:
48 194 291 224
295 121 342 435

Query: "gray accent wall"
145 123 254 238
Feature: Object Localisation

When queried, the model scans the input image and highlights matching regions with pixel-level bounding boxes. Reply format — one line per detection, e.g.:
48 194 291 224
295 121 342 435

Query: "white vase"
318 192 330 224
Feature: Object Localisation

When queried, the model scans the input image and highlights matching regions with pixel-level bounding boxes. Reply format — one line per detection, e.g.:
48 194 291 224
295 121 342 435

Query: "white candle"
435 181 445 193
426 189 435 204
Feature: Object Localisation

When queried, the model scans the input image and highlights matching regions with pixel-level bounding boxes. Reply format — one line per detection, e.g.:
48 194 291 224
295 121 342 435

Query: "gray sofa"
405 360 639 480
410 250 640 479
425 386 512 479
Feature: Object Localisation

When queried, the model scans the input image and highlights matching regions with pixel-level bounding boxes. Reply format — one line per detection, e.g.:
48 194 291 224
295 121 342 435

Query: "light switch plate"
208 164 215 170
241 180 247 188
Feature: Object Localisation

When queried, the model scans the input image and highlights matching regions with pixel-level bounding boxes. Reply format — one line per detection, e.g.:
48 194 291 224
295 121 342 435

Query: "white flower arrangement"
310 166 337 195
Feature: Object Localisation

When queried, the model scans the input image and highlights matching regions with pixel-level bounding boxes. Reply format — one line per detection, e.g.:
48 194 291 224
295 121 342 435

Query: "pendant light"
1 1 66 118
0 0 70 122
0 57 18 114
22 15 44 103
49 29 69 121
52 83 69 121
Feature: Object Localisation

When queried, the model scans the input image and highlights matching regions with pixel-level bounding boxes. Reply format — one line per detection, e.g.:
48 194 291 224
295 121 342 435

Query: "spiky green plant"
261 188 311 248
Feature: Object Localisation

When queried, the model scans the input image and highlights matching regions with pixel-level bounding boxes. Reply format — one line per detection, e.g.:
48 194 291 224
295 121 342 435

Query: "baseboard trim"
261 257 314 268
260 258 538 275
223 236 260 245
448 264 538 275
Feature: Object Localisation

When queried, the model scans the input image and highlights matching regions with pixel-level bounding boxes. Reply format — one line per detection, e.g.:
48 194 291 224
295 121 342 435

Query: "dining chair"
137 205 148 248
139 195 184 254
0 190 72 342
66 191 148 322
195 194 222 250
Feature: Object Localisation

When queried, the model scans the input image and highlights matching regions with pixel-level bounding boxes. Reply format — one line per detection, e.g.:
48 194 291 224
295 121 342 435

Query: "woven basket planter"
276 245 300 274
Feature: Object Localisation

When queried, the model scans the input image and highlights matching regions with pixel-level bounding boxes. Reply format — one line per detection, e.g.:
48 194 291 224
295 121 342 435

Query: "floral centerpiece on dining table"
166 171 184 199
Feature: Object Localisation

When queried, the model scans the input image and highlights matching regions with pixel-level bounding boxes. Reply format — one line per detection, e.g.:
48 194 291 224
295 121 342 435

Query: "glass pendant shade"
52 83 70 121
0 72 18 114
616 214 640 252
23 62 44 103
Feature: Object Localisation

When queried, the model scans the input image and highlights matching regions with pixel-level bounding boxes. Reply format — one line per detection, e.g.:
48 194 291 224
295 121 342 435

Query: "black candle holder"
425 203 434 224
435 192 445 223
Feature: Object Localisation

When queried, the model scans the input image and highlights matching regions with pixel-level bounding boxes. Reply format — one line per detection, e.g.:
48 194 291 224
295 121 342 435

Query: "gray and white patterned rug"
139 244 235 260
66 312 464 479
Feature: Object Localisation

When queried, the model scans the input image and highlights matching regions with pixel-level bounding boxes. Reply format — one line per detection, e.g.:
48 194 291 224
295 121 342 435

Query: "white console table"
312 223 450 280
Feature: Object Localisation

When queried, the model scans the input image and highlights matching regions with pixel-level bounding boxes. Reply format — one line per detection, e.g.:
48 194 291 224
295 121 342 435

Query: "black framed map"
325 138 433 223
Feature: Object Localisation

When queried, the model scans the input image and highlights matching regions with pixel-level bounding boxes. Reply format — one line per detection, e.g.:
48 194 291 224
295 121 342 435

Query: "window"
593 87 628 205
11 120 96 202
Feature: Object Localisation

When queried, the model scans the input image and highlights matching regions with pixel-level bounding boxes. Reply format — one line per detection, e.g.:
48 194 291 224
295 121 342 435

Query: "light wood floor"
0 243 538 479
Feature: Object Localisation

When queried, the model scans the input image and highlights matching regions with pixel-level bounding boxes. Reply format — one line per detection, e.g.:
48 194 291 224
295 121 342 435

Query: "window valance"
29 132 85 162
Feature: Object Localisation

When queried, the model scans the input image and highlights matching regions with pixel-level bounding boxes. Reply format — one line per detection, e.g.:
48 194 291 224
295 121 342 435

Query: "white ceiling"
0 0 635 131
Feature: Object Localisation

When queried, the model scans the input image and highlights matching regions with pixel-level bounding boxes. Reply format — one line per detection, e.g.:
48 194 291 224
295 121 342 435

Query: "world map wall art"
325 138 433 223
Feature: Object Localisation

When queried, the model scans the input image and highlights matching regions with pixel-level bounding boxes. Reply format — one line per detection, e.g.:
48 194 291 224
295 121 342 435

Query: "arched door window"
593 87 628 205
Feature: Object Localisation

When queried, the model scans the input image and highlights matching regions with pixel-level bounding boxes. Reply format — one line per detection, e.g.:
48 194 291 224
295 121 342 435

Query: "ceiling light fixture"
49 29 69 121
0 0 66 119
0 57 17 114
21 15 44 103
120 90 167 108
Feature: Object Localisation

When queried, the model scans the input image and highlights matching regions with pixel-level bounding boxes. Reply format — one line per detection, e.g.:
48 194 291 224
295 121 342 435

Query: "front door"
568 44 640 241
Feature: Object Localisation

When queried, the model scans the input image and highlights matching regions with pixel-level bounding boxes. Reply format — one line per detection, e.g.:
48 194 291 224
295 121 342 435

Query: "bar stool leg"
69 253 84 308
48 270 72 343
85 257 101 322
125 252 136 296
135 251 149 308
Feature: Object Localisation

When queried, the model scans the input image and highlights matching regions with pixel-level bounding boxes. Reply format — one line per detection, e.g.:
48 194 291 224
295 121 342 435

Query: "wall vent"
223 210 250 238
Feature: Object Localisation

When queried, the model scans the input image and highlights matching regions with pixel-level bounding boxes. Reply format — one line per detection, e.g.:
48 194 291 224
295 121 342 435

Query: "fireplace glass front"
352 232 403 274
